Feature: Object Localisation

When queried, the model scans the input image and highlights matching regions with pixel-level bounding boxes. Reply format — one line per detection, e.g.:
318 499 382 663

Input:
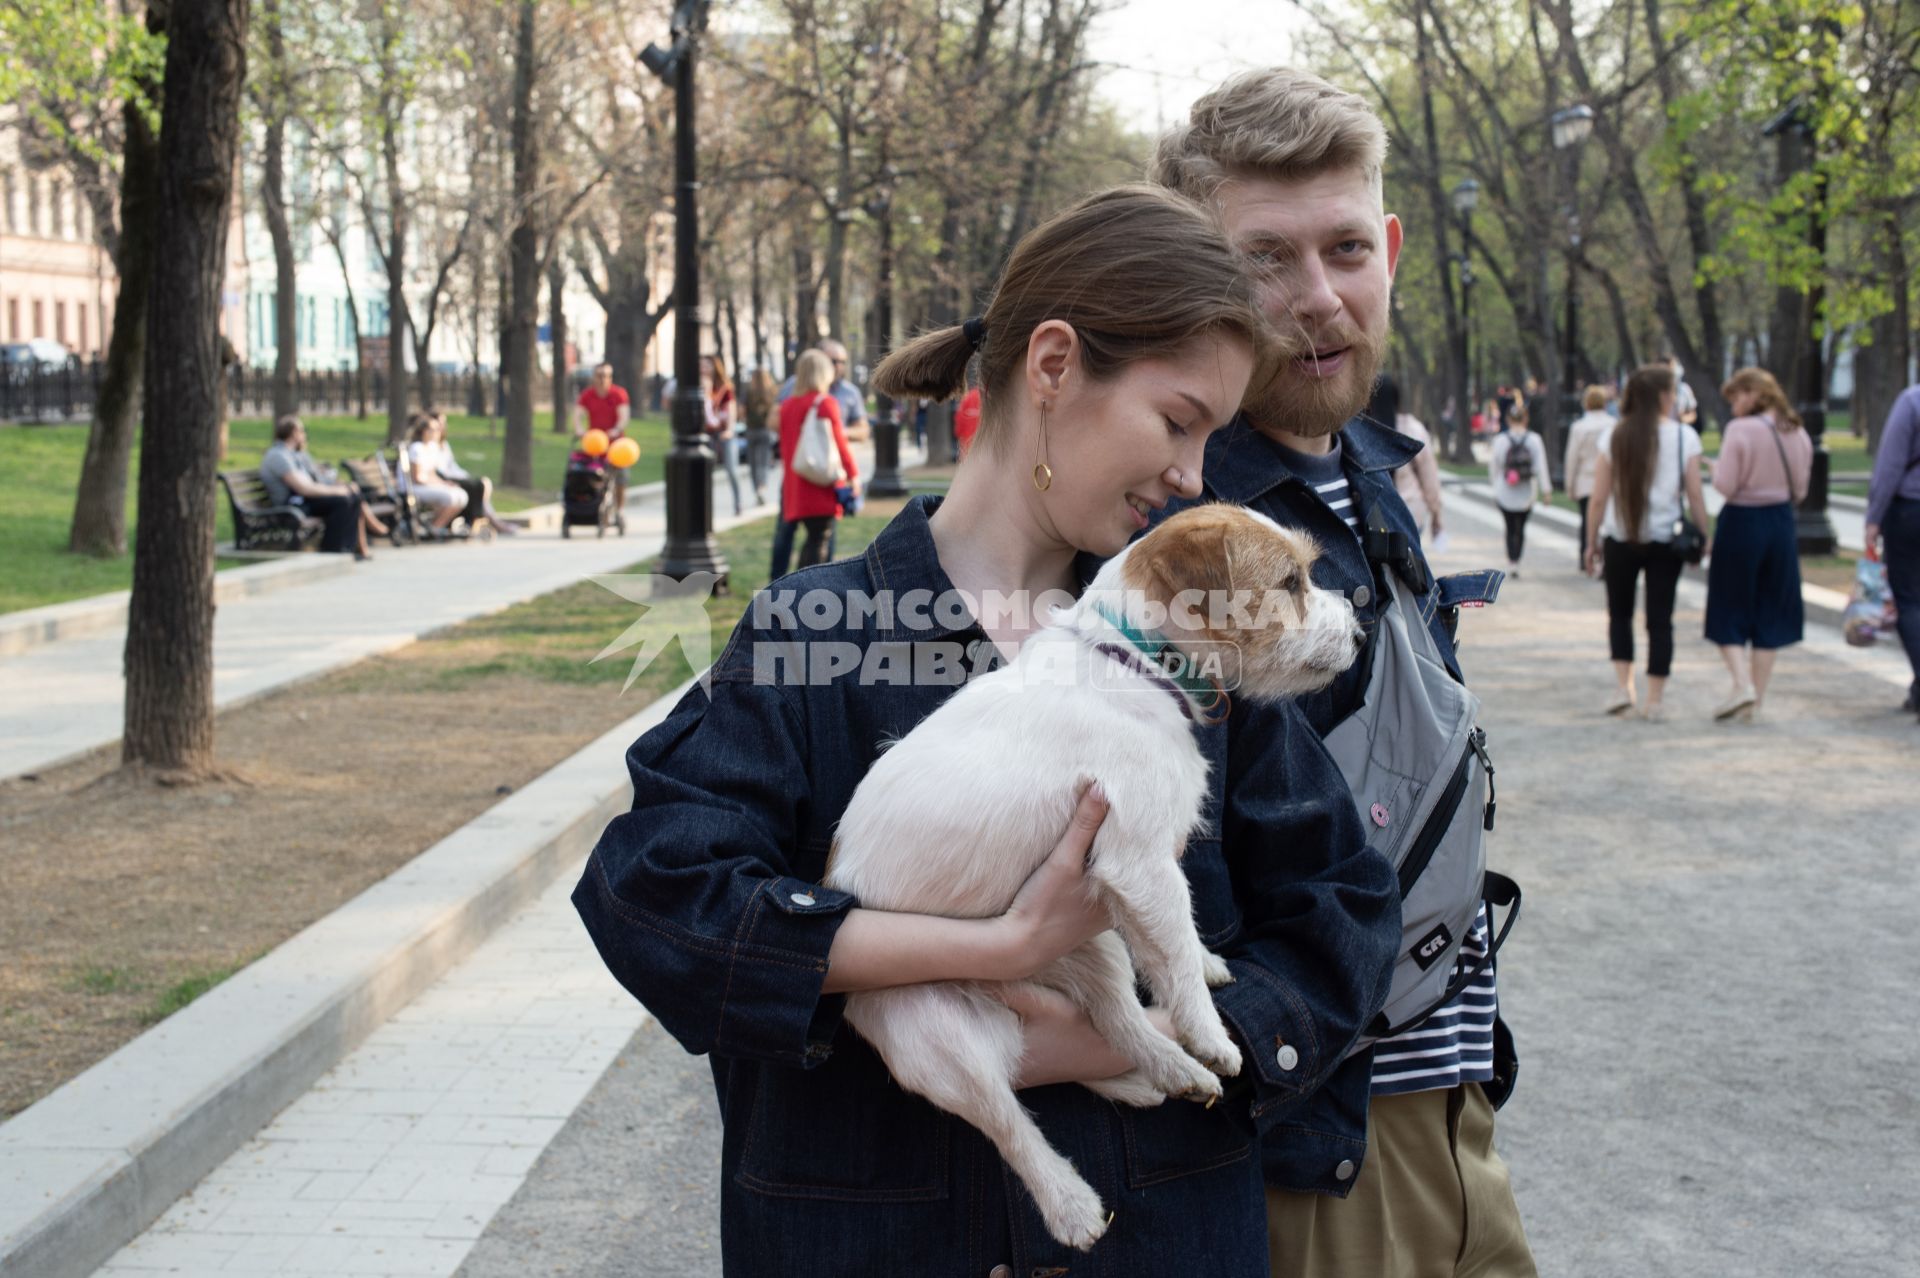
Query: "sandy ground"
0 646 662 1120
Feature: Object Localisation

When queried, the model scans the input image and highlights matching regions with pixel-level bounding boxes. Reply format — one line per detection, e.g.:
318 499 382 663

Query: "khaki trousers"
1266 1085 1536 1278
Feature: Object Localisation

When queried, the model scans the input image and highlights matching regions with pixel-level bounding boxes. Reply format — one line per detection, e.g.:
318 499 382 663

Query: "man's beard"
1246 317 1388 440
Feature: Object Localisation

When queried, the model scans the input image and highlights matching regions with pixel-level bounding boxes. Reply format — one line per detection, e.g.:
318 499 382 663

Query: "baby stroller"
561 452 623 538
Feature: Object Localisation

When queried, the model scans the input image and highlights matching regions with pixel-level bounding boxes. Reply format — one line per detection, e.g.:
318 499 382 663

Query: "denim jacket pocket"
1120 1074 1256 1188
735 1042 952 1202
1183 838 1241 950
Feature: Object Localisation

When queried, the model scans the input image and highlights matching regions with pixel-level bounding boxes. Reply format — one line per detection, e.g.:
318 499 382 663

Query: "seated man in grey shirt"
260 415 386 559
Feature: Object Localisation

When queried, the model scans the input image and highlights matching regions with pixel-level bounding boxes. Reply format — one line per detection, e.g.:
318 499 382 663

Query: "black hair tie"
962 316 987 352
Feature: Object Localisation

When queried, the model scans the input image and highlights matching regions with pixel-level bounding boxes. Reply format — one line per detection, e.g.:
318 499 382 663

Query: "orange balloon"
581 428 610 457
607 437 641 469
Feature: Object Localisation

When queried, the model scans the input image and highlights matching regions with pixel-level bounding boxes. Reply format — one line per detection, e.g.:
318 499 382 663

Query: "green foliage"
0 0 165 159
144 963 245 1025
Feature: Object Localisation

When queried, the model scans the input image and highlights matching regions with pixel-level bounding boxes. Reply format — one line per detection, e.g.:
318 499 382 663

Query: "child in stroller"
562 450 623 538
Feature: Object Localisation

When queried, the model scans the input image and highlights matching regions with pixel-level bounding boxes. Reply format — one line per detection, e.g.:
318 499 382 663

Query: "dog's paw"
1084 1070 1167 1109
1201 951 1234 988
1033 1171 1111 1251
1182 1022 1243 1078
1138 1041 1222 1102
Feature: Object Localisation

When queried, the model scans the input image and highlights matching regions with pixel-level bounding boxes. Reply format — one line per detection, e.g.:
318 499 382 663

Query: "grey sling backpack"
1324 514 1521 1050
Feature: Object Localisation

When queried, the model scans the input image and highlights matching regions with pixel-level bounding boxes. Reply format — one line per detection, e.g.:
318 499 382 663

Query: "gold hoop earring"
1033 402 1054 492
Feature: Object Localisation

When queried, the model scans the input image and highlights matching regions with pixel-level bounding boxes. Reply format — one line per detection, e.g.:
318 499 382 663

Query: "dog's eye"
1281 573 1301 593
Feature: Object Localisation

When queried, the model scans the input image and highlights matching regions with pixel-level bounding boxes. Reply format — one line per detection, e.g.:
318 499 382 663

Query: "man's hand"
989 786 1112 981
1865 523 1882 558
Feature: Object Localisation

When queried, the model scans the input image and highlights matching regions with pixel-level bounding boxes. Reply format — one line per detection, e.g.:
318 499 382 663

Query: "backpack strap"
1364 871 1523 1041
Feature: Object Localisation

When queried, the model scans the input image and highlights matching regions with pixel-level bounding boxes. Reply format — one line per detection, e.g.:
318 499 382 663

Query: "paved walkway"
92 489 1919 1277
0 442 906 783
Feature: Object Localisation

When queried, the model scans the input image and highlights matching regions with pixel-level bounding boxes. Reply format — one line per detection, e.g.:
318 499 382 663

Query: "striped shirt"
1369 904 1497 1096
1270 437 1362 533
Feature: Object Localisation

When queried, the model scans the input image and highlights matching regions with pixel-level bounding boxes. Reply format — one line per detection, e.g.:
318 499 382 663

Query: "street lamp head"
1551 104 1596 150
638 39 683 80
1451 178 1481 216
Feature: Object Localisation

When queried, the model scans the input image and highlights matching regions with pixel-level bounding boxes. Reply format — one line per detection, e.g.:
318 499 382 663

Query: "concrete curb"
505 480 669 535
1446 481 1852 627
0 678 692 1278
0 555 357 660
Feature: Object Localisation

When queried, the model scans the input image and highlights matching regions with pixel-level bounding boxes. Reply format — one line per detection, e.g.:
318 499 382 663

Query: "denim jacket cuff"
1211 959 1324 1119
715 876 860 1066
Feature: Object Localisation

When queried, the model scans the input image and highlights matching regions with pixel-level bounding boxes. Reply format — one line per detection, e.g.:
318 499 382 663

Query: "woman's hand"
998 982 1176 1089
987 786 1113 981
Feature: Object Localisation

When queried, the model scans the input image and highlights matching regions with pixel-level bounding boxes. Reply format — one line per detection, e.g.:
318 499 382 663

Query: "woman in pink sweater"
1704 367 1813 721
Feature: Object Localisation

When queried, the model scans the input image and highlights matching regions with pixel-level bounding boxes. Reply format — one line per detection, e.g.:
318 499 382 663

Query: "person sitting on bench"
259 415 387 560
402 414 470 536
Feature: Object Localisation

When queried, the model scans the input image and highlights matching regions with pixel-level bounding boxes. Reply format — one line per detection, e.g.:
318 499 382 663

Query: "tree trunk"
501 0 539 489
1415 1 1469 461
124 0 247 777
68 67 161 559
1856 209 1911 458
548 254 569 432
749 229 766 370
792 239 819 348
381 98 408 442
261 0 297 420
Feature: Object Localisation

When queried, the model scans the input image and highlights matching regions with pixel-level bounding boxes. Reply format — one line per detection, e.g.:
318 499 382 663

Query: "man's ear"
1025 319 1078 402
1383 212 1405 283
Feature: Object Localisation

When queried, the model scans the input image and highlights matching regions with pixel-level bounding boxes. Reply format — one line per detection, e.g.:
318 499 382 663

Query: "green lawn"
329 500 907 699
0 410 670 615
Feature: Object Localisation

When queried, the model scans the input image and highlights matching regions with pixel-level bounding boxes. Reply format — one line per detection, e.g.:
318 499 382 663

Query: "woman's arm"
1415 442 1445 535
1684 448 1710 539
827 400 860 483
1586 453 1613 573
1712 421 1748 500
1534 437 1552 504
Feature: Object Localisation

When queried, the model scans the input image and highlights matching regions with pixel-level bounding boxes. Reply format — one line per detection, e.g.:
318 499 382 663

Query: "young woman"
1584 365 1710 720
402 415 469 535
425 412 516 535
1488 400 1552 576
1705 367 1812 721
778 349 859 567
572 184 1392 1275
1369 373 1444 544
742 366 779 505
703 353 744 516
1564 385 1615 568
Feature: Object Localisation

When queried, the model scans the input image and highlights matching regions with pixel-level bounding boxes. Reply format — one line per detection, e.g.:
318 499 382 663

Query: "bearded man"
1150 68 1537 1277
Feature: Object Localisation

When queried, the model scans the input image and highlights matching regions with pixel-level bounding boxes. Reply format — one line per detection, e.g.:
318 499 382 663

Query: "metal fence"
0 361 565 424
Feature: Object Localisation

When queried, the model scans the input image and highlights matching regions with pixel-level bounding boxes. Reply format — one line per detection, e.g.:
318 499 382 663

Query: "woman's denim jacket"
1160 416 1519 1198
573 496 1397 1277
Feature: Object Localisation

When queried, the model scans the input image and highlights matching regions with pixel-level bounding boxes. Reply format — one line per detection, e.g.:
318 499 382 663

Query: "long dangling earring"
1033 401 1054 492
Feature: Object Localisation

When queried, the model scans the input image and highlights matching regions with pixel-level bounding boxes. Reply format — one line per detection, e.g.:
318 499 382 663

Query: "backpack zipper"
1396 741 1475 898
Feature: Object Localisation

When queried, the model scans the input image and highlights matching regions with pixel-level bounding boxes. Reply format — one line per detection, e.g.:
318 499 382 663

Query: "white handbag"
790 397 845 487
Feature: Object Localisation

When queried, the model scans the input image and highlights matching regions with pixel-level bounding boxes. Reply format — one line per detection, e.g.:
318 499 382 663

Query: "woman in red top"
703 354 743 516
780 348 860 567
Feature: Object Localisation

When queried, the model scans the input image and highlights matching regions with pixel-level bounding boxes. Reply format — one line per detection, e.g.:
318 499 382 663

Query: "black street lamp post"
1451 178 1479 462
866 171 908 498
1550 104 1595 490
641 0 728 588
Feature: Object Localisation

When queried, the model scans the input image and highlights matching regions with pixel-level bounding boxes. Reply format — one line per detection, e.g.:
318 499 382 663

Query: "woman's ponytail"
873 324 975 402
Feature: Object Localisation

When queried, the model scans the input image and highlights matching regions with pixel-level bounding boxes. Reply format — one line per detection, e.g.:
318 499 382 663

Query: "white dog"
824 504 1363 1250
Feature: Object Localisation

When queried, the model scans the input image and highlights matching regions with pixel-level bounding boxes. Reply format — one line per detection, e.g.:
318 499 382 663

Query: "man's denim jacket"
1159 414 1518 1195
574 495 1397 1275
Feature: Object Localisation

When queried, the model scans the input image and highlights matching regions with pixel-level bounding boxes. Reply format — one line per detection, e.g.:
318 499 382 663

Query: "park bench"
338 453 408 544
217 470 325 553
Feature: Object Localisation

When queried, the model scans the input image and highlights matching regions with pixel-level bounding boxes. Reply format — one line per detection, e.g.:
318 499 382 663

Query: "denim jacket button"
1334 1158 1356 1181
990 1267 1013 1278
1351 585 1372 608
790 892 816 907
1275 1044 1300 1071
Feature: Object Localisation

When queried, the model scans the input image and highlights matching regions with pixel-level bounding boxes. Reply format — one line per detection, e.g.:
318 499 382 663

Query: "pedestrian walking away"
771 342 868 576
743 367 778 506
778 350 860 568
1584 364 1709 721
1564 385 1614 570
1488 402 1551 577
703 353 744 516
1154 66 1536 1278
1369 373 1445 546
1863 382 1920 718
1704 367 1812 722
572 184 1394 1275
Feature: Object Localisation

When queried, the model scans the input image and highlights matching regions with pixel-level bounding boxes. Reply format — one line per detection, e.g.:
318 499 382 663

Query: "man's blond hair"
1150 67 1388 204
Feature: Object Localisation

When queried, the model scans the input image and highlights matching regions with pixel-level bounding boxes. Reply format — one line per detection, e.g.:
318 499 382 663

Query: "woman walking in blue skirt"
1705 367 1812 722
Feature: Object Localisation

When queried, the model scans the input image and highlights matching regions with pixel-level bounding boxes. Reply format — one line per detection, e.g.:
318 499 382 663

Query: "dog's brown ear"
1121 506 1241 634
